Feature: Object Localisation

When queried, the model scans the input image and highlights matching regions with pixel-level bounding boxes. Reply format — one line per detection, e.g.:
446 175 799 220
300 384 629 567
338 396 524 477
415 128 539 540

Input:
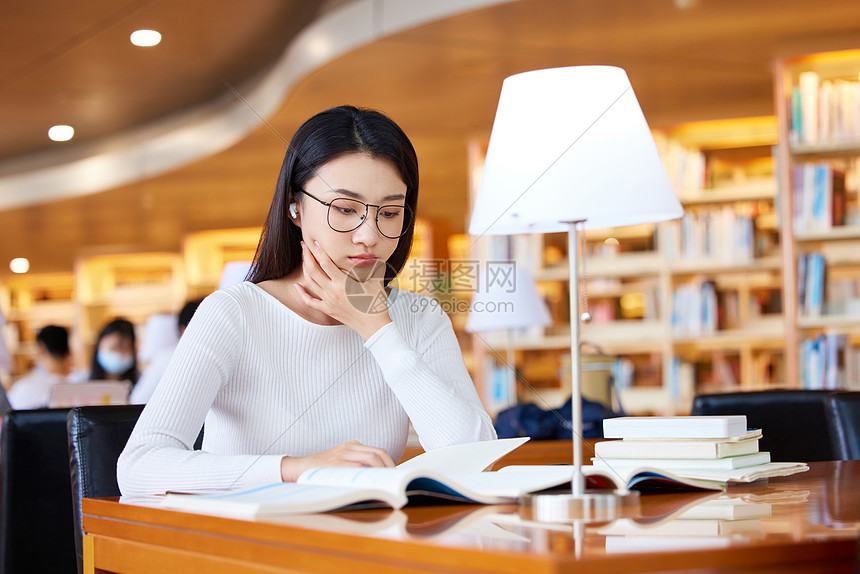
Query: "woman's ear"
288 201 302 227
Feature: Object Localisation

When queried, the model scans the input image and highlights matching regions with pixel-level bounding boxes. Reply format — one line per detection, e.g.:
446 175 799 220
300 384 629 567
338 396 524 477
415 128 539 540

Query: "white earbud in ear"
289 203 298 218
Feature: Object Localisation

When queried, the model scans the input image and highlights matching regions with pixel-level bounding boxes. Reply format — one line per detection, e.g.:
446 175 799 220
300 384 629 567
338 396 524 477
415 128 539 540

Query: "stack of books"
594 415 808 485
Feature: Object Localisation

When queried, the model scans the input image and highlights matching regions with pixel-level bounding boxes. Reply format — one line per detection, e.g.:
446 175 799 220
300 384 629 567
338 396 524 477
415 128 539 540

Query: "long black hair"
247 105 419 285
89 318 139 384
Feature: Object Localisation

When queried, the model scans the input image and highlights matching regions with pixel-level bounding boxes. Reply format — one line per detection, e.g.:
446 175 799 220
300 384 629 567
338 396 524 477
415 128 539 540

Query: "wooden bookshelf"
775 47 860 390
467 116 788 414
0 272 77 373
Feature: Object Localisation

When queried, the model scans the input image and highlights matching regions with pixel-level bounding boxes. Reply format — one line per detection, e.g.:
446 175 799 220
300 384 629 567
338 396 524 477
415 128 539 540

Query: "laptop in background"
48 381 131 408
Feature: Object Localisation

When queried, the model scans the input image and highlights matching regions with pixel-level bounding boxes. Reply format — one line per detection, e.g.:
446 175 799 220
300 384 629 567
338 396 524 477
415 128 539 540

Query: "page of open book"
396 437 529 474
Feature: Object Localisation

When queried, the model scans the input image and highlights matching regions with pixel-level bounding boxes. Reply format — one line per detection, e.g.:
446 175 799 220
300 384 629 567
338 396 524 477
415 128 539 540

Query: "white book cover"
603 416 748 439
591 451 771 470
594 433 760 460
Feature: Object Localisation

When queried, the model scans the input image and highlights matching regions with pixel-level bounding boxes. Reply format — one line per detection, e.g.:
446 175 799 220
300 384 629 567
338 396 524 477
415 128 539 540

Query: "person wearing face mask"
89 319 139 385
118 105 495 498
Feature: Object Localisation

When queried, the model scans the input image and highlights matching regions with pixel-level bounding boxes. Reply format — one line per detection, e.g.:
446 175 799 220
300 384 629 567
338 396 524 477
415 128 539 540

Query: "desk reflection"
113 462 860 564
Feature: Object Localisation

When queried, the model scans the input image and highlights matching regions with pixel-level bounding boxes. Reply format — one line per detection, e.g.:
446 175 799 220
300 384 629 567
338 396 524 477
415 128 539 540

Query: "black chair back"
691 390 836 462
825 392 860 460
0 408 76 574
66 405 203 574
67 404 144 574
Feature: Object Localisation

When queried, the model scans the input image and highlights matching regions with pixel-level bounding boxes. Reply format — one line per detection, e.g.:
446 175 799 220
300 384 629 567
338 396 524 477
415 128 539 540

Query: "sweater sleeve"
117 291 283 497
364 300 496 450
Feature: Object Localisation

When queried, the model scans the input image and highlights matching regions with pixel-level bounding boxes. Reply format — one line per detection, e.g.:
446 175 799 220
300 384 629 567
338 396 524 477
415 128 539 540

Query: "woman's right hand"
280 440 395 482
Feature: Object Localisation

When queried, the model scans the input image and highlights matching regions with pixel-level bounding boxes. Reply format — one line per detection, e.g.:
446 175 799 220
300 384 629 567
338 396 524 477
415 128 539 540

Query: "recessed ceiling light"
48 125 74 142
130 29 162 47
10 258 30 274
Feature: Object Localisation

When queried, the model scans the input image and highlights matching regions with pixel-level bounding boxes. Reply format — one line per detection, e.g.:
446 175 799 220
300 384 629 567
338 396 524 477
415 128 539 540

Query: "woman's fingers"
309 240 340 276
280 441 395 482
340 441 395 468
301 242 327 288
302 240 340 282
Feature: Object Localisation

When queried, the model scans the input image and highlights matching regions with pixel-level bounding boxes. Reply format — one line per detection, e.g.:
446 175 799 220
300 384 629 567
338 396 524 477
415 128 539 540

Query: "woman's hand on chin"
293 240 392 340
280 440 395 482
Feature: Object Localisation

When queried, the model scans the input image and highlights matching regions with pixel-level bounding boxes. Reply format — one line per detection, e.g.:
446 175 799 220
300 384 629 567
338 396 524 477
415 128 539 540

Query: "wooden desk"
83 461 860 574
399 439 597 467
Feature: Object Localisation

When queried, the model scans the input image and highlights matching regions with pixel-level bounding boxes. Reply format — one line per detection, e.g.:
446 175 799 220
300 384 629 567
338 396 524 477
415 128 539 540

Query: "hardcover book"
594 430 761 460
602 416 748 439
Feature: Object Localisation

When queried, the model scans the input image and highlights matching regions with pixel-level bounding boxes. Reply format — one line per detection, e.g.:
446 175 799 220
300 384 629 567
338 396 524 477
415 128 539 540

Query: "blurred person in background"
89 319 139 385
7 325 73 410
131 300 202 404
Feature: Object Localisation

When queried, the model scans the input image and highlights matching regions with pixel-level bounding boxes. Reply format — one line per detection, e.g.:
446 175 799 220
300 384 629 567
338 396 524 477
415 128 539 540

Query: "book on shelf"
593 429 762 460
797 251 825 317
602 415 749 440
791 69 860 145
800 332 854 390
793 163 845 233
669 208 754 264
591 451 771 470
671 281 717 337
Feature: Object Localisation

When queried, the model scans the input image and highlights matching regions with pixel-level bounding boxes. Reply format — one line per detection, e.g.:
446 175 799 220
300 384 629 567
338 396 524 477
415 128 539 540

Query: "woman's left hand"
293 240 392 340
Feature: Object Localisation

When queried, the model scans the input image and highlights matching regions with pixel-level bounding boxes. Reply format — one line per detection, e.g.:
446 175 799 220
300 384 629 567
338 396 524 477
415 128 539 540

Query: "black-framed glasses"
296 189 413 239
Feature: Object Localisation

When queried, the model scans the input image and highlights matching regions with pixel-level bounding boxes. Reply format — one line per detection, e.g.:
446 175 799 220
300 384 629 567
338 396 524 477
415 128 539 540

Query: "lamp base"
519 490 640 523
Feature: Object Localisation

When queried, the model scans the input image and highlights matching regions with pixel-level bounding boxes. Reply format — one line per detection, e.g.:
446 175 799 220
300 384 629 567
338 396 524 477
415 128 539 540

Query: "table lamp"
469 66 683 519
465 265 551 412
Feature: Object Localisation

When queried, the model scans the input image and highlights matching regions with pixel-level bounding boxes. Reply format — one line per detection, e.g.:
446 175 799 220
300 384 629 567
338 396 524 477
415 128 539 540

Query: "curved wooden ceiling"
1 0 860 278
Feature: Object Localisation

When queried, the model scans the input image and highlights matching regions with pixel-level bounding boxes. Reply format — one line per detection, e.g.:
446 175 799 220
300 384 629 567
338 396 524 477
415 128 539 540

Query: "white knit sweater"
117 282 495 496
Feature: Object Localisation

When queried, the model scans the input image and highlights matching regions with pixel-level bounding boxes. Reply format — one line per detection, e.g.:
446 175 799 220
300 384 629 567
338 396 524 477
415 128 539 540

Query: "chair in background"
0 408 77 574
67 404 203 574
824 392 860 460
691 390 836 462
67 404 144 574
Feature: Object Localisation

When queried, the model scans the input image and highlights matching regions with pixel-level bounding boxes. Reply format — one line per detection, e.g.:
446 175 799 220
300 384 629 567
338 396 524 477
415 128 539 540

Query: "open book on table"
164 437 536 518
498 465 725 493
499 460 809 493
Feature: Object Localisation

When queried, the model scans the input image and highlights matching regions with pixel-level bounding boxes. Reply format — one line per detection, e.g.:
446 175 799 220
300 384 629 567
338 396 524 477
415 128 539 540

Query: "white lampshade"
137 313 179 363
469 66 682 236
218 260 252 290
465 266 551 333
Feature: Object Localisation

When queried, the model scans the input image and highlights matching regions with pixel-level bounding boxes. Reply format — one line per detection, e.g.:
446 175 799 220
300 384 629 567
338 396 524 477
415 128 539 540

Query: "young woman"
118 106 495 497
89 319 139 385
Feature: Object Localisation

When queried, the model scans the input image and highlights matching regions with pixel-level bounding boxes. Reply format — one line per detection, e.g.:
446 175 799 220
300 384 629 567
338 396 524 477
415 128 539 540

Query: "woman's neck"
260 272 341 326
